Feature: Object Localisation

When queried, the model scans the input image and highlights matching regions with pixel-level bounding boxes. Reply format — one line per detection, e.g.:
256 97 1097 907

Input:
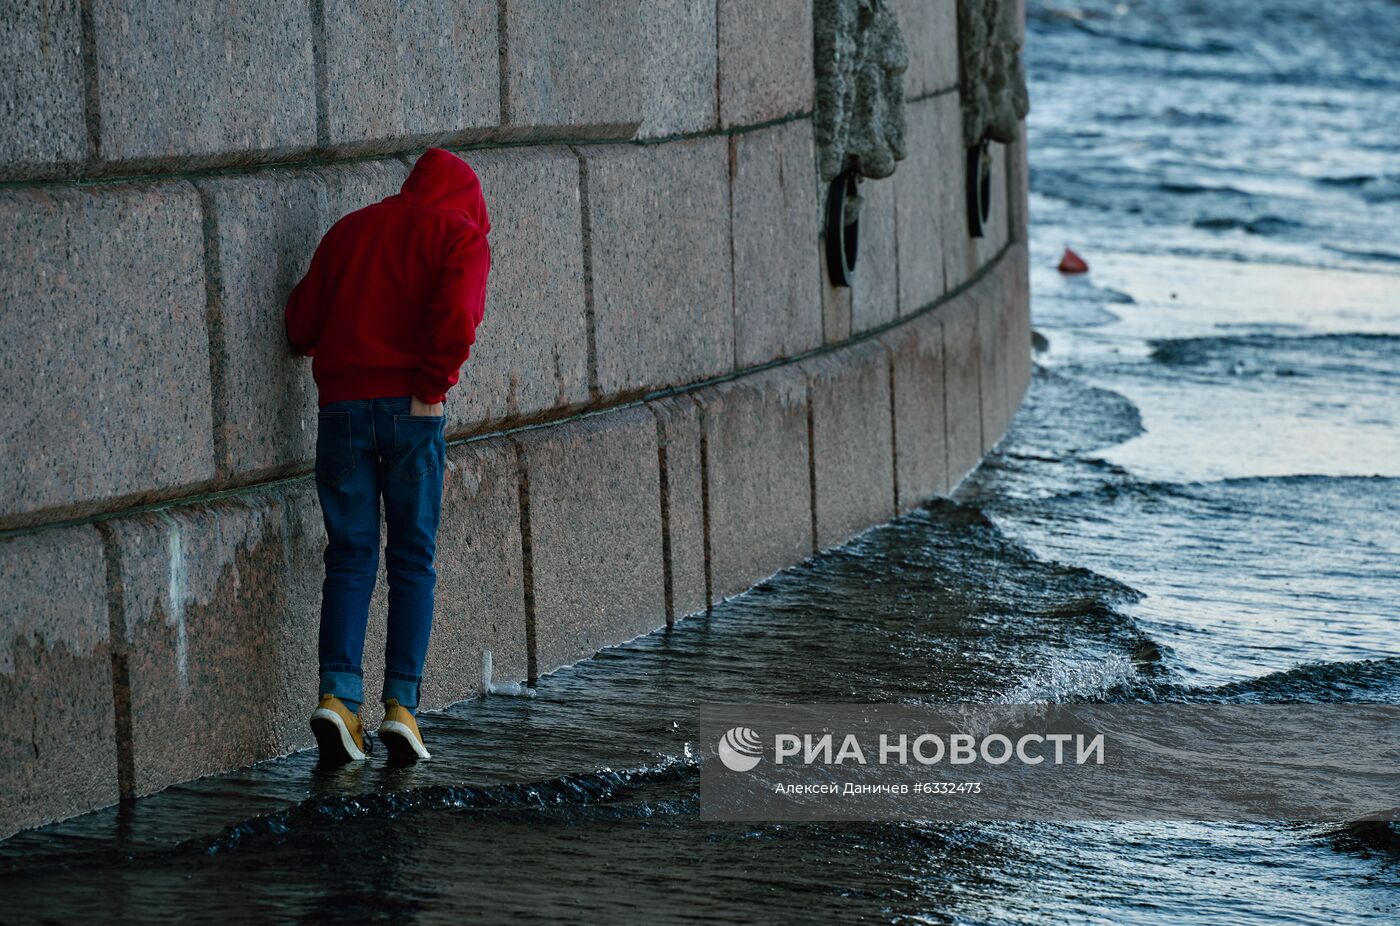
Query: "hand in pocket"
410 397 444 417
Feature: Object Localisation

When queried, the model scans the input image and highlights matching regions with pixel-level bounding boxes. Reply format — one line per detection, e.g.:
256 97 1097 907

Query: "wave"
995 654 1144 704
1057 18 1240 56
1314 174 1382 189
1313 173 1400 204
1192 215 1303 236
1158 181 1248 196
1147 332 1400 378
1324 244 1400 264
1009 366 1146 456
1324 818 1400 856
1151 658 1400 705
1028 0 1400 92
189 756 696 856
1034 473 1400 531
1007 655 1400 707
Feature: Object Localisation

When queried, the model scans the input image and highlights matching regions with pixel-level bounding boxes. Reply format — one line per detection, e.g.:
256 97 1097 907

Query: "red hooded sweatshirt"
285 148 491 405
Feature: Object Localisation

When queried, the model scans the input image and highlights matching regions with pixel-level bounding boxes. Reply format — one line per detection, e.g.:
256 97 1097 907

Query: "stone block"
1004 243 1032 410
0 182 212 528
975 244 1031 449
894 95 953 314
648 394 708 621
717 0 814 127
818 168 852 345
92 1 316 161
322 0 499 146
451 147 589 432
514 406 665 676
581 137 734 396
1007 121 1029 243
731 121 823 367
819 241 853 345
977 262 1011 452
0 525 116 839
973 141 1010 271
881 312 950 509
640 0 718 137
200 160 407 481
936 92 977 290
503 0 643 132
432 438 530 698
695 365 812 601
893 0 960 97
361 436 529 714
803 340 896 549
0 0 86 168
104 492 320 796
939 288 984 484
851 174 899 332
277 484 331 749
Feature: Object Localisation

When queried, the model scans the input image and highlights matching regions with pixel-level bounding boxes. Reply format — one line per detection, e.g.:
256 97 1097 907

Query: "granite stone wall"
0 0 1030 838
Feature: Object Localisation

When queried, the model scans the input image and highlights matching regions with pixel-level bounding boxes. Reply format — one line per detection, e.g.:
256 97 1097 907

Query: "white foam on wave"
995 653 1140 704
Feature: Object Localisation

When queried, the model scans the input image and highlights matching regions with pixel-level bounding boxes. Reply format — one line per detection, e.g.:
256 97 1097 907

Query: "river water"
3 1 1397 922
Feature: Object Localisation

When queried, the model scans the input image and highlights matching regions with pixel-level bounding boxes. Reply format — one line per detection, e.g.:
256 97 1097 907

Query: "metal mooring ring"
824 170 860 287
966 140 993 238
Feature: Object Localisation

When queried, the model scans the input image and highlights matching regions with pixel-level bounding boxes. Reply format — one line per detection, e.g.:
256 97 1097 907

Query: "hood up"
397 148 491 235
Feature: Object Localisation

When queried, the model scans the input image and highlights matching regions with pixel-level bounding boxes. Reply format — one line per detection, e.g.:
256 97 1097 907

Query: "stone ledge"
0 110 821 185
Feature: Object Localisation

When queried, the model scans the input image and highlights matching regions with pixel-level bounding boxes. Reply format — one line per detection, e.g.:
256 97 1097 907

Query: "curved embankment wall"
0 1 1029 837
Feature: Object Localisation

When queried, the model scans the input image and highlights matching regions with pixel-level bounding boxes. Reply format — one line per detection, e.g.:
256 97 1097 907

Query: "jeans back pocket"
315 411 356 486
392 415 445 482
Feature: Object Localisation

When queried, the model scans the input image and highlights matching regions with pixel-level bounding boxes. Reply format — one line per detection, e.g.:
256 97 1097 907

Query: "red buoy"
1058 247 1089 274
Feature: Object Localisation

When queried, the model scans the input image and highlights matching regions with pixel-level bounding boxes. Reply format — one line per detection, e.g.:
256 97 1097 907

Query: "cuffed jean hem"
383 670 421 710
320 668 365 707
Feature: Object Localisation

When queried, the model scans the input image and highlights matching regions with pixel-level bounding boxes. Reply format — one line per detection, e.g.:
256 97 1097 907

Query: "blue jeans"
315 396 446 710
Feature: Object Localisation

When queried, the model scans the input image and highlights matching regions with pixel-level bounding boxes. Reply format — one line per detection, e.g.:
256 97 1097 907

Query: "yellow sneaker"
310 694 368 763
378 699 431 762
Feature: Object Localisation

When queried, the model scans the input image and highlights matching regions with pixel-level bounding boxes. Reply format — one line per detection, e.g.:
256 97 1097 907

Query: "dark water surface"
4 1 1399 922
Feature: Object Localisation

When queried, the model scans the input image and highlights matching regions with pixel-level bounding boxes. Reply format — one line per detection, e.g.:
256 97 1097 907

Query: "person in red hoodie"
285 148 490 764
